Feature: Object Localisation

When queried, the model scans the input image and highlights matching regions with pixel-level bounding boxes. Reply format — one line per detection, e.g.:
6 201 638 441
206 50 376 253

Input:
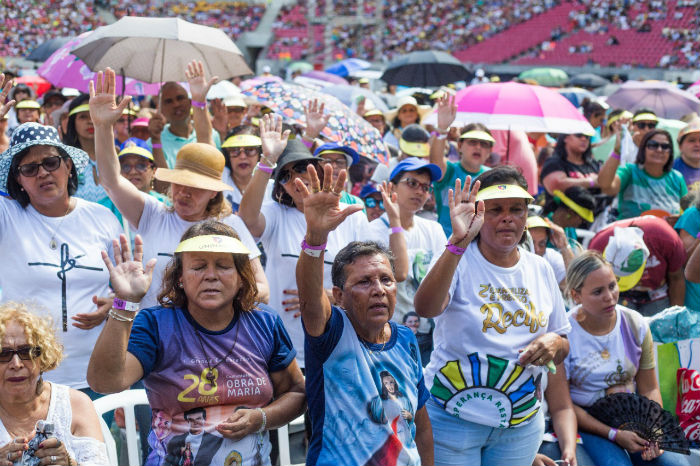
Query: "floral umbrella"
242 80 388 163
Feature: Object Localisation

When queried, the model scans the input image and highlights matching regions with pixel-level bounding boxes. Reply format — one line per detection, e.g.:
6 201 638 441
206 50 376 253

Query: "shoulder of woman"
68 388 98 422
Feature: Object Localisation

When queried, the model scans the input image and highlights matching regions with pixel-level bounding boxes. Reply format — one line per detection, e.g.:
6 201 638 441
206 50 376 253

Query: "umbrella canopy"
293 71 348 90
27 36 71 62
288 61 313 73
593 83 621 97
325 58 371 77
518 68 569 87
320 85 389 113
38 32 163 95
242 80 388 163
71 16 252 83
569 73 610 88
423 82 595 134
380 50 471 87
606 80 700 120
15 75 51 97
557 87 597 108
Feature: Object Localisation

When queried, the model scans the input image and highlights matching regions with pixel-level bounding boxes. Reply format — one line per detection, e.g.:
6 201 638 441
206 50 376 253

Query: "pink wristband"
300 138 313 149
607 427 618 442
191 100 206 109
446 241 466 255
301 238 327 257
610 152 621 161
589 179 595 188
696 232 700 240
256 162 274 174
390 226 404 234
152 143 162 149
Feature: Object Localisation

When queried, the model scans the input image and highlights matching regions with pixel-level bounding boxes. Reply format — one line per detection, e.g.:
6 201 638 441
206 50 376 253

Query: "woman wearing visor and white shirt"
414 166 571 466
90 67 268 309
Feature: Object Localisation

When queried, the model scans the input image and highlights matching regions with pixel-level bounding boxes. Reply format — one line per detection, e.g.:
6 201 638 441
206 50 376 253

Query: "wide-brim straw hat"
384 96 432 124
0 122 88 194
155 142 232 192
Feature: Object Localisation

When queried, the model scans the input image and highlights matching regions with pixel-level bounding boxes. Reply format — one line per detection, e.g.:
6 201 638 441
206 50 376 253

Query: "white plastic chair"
93 389 149 466
575 228 596 249
277 414 306 466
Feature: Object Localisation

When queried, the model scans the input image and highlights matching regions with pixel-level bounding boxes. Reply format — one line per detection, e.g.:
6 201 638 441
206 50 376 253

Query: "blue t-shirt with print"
304 306 429 466
675 206 700 311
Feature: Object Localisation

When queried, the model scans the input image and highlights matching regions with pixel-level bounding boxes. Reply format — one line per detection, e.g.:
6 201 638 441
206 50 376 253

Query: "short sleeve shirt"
673 157 700 193
675 206 700 310
616 163 687 219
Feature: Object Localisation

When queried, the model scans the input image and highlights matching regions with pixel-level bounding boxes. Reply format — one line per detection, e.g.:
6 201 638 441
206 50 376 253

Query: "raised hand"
296 163 364 243
436 94 456 132
185 60 218 103
148 112 166 139
211 98 228 135
101 234 156 303
448 177 484 245
89 69 132 128
304 98 330 139
378 181 399 224
0 73 15 119
260 114 290 163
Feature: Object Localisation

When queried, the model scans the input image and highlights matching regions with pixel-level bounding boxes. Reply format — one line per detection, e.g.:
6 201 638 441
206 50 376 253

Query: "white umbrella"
206 80 241 100
606 80 700 120
71 16 252 83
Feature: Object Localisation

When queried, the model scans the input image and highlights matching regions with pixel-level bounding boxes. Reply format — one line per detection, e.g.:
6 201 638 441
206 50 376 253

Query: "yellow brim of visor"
553 189 594 223
222 134 262 148
459 130 496 144
526 216 550 230
175 235 250 255
632 113 658 123
118 146 154 161
399 139 429 157
68 104 90 117
476 184 534 202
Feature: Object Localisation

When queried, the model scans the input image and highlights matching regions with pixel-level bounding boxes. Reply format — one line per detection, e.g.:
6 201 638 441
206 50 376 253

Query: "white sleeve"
0 198 15 242
349 209 371 242
133 195 160 233
365 218 389 247
544 262 571 336
225 215 261 259
258 202 280 244
546 249 567 284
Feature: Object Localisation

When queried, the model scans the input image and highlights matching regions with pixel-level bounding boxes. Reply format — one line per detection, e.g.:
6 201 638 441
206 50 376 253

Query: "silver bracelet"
109 309 135 323
256 407 267 433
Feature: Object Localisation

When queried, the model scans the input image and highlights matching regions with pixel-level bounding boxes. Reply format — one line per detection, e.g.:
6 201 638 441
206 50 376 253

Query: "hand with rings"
0 438 29 466
33 437 72 465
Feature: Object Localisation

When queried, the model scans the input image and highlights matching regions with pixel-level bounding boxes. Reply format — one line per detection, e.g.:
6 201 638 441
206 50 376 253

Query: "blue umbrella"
325 58 371 77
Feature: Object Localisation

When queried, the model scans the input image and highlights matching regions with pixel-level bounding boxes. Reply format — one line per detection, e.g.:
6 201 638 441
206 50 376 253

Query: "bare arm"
667 268 686 306
546 364 578 466
414 178 484 318
296 164 364 336
597 155 622 195
69 389 105 441
238 114 290 237
378 182 408 282
414 406 434 466
251 257 270 303
687 244 700 283
428 95 456 181
90 69 147 228
186 60 217 146
679 229 700 259
542 170 598 194
636 367 662 405
87 235 155 393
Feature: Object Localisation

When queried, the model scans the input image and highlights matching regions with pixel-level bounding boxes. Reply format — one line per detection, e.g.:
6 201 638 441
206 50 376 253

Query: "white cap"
603 227 650 292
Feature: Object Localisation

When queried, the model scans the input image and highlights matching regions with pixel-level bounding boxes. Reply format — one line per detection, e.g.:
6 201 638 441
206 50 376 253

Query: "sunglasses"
16 155 66 177
464 139 493 149
227 147 260 158
635 122 657 130
646 140 671 152
120 162 151 174
399 177 432 193
279 162 317 185
0 345 41 363
364 197 384 209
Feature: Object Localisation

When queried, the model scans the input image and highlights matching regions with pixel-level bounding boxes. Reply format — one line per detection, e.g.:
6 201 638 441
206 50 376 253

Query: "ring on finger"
6 452 11 461
322 187 332 193
51 455 57 463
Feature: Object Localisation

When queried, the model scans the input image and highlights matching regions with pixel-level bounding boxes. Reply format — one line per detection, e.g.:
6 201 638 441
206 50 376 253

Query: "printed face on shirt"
153 410 173 439
170 183 217 222
335 253 397 330
15 145 73 208
571 265 619 319
184 410 205 435
479 197 528 254
180 251 241 316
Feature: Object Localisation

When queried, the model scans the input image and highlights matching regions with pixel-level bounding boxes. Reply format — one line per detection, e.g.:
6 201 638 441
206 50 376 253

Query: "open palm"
449 177 484 244
260 114 290 163
89 69 131 127
101 235 156 303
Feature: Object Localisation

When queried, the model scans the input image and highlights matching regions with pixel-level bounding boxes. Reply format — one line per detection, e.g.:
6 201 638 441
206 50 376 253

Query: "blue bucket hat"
313 142 360 167
0 122 89 194
390 157 442 182
359 183 380 199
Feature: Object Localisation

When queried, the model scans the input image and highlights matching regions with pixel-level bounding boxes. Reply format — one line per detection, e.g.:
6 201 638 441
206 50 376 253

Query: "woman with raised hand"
414 165 571 466
87 223 305 466
90 66 268 308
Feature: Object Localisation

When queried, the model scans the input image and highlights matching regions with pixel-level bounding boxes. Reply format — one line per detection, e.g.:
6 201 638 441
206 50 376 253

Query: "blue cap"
118 137 154 161
359 183 380 199
313 142 360 167
390 157 442 182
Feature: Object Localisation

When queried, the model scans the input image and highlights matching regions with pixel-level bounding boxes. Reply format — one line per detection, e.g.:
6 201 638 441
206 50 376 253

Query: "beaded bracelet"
108 309 135 323
256 407 267 433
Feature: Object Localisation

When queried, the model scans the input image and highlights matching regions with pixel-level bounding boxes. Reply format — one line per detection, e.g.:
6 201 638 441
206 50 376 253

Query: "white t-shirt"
543 248 566 284
258 201 368 367
0 198 122 388
565 304 655 407
424 242 571 428
134 196 261 309
221 170 275 213
365 213 446 331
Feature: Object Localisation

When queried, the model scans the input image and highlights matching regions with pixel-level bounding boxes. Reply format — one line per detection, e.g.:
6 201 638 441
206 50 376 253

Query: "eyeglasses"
279 162 316 185
398 177 432 193
635 122 657 130
16 155 66 177
120 162 151 174
464 139 493 149
0 345 41 363
646 140 671 152
319 157 347 168
364 197 384 209
227 147 260 158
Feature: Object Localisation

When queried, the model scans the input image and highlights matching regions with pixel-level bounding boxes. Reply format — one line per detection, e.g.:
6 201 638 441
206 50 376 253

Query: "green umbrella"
518 68 569 87
288 61 313 73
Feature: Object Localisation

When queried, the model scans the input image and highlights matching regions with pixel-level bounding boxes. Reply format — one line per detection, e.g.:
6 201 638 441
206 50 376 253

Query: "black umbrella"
27 36 72 62
380 50 472 87
569 73 610 88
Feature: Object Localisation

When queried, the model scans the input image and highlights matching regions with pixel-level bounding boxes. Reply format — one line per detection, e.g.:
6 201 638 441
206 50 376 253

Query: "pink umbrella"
424 82 594 134
38 32 162 95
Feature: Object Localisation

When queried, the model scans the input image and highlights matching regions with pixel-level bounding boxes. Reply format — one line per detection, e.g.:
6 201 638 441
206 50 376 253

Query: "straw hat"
155 143 232 191
384 96 432 124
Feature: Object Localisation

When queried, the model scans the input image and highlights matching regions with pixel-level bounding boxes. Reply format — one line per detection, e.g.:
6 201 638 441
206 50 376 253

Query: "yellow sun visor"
175 235 250 255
